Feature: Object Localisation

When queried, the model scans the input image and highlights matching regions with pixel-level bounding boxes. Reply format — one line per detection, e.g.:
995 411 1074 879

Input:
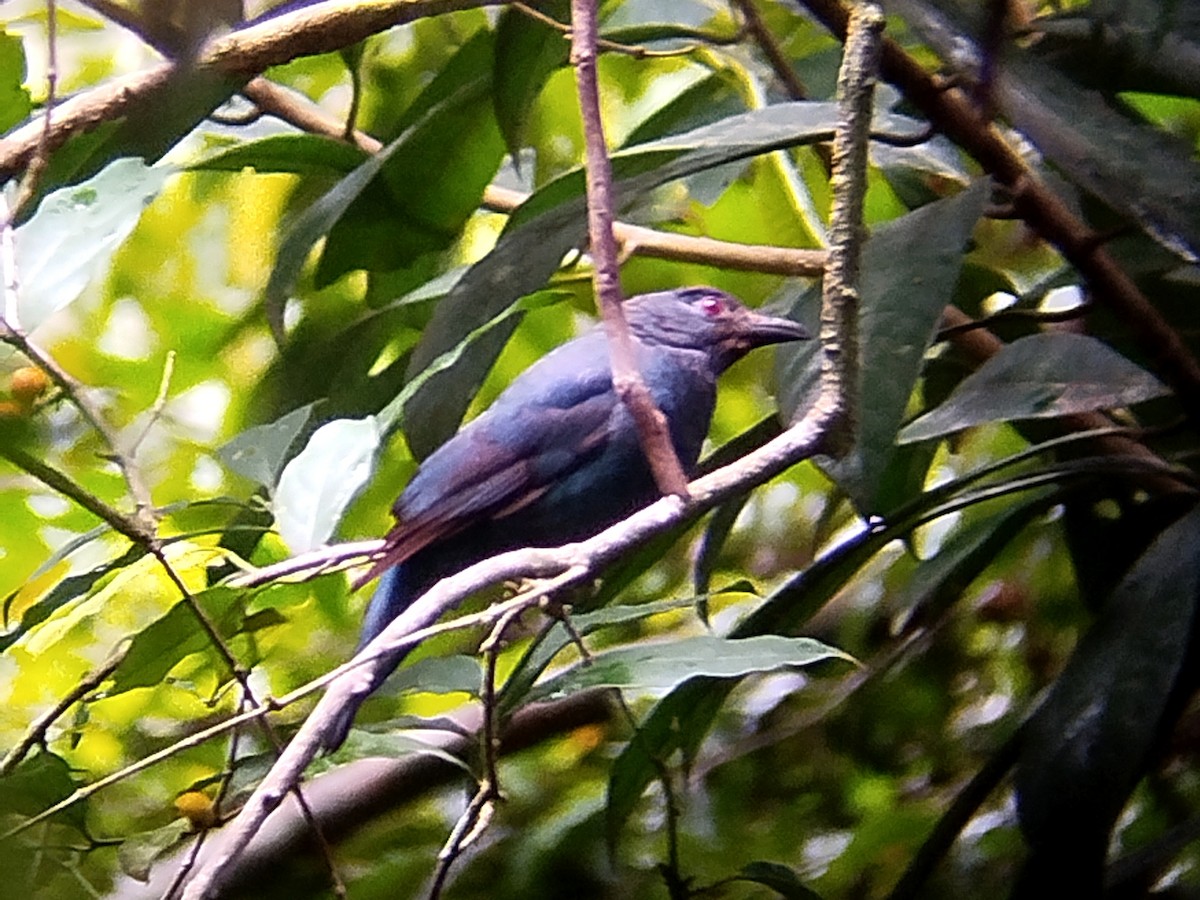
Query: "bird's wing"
359 374 618 584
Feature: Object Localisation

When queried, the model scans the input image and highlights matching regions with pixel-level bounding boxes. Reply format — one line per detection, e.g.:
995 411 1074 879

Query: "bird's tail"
323 566 413 752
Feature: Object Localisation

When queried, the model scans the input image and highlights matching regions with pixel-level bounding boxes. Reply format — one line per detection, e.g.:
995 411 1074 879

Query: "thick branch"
110 692 612 899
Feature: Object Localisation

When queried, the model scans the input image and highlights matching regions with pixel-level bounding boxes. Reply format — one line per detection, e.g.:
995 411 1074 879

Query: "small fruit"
9 367 50 409
174 791 218 829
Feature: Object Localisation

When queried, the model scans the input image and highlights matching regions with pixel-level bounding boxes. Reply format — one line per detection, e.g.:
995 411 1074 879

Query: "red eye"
698 296 725 317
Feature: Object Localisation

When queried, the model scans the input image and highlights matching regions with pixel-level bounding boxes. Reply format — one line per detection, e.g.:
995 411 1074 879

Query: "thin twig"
510 1 718 58
9 0 58 221
240 77 828 277
146 543 345 895
733 0 809 98
0 326 158 536
127 349 176 458
428 601 528 898
0 444 148 543
570 0 691 498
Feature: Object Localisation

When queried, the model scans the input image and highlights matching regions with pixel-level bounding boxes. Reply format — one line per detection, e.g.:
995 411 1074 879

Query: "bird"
325 286 809 749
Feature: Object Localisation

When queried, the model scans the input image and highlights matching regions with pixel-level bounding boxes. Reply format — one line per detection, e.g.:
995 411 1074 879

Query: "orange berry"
0 400 24 419
9 367 49 407
174 791 218 829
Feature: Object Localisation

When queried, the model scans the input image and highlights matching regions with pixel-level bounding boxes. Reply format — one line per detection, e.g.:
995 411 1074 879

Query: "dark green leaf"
317 30 504 284
493 0 570 159
899 333 1171 443
118 820 190 883
736 861 826 899
191 133 367 175
0 30 32 134
778 182 987 513
1016 505 1200 868
0 751 84 833
383 654 482 697
110 587 245 693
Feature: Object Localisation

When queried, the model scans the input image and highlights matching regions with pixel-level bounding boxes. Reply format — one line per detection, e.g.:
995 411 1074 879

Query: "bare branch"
570 0 691 499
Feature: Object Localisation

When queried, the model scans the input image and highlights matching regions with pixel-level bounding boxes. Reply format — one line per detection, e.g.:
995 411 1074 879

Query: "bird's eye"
697 295 725 317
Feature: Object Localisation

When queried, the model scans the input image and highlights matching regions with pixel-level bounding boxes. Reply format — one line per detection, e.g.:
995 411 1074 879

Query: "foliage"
1 0 1199 898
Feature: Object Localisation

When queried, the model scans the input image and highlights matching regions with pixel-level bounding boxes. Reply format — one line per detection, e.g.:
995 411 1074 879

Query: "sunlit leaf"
273 416 380 553
530 634 850 701
12 158 170 331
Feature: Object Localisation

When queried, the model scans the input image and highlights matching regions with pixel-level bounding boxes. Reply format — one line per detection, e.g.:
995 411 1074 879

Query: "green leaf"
117 820 190 883
109 587 246 694
899 333 1172 444
735 861 826 899
0 751 84 833
0 545 146 653
273 416 380 553
778 182 987 514
499 596 706 714
0 30 32 134
1015 504 1200 872
493 0 570 159
12 158 170 331
332 730 473 773
529 634 850 701
217 403 316 491
383 654 482 697
191 133 367 175
316 29 504 284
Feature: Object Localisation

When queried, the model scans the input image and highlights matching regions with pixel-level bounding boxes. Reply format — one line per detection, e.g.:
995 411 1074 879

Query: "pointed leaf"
1016 505 1200 858
736 861 826 899
273 416 380 553
12 158 169 331
899 333 1171 444
217 403 316 491
493 0 570 158
529 634 849 701
0 752 85 833
778 182 987 513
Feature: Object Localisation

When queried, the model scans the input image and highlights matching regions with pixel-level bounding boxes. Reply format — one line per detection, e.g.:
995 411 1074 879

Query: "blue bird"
327 287 808 748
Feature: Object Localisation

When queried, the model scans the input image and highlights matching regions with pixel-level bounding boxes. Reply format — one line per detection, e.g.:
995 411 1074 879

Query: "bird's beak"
738 308 810 347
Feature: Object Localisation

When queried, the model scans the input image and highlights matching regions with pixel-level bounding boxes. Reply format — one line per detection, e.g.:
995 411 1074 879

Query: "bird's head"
625 287 810 372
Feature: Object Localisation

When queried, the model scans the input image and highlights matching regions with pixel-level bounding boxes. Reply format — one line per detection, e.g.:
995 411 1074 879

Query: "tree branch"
570 0 691 498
